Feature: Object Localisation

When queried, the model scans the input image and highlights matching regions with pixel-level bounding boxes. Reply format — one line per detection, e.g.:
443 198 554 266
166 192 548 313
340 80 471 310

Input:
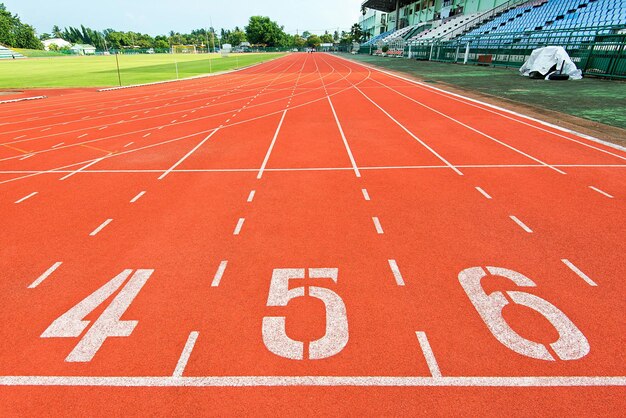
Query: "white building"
70 44 96 55
359 8 390 42
42 38 71 51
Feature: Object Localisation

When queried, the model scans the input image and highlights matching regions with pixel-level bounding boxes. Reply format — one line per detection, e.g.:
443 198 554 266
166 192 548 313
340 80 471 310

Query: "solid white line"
589 186 614 198
123 142 133 148
233 218 245 235
158 129 220 180
14 135 26 139
327 96 360 177
362 188 371 201
257 110 288 179
173 332 199 377
510 215 533 233
415 331 441 378
78 134 88 138
51 142 64 148
561 259 598 286
143 133 151 138
59 157 106 181
372 217 384 234
41 128 50 132
14 192 38 204
130 191 146 203
475 186 492 199
354 86 463 176
0 375 624 387
89 219 113 236
247 190 256 202
19 154 33 160
28 262 62 288
211 261 228 287
99 126 107 130
388 259 405 286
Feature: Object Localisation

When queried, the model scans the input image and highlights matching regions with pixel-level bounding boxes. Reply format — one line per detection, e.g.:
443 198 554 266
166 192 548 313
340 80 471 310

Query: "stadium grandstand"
358 0 626 78
0 44 24 59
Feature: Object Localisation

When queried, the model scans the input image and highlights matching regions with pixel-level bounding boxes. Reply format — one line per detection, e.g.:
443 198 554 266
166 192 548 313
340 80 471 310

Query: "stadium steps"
0 44 26 59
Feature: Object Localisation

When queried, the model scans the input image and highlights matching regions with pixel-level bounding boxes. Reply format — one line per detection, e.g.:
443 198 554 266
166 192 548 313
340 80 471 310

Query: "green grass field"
0 53 285 88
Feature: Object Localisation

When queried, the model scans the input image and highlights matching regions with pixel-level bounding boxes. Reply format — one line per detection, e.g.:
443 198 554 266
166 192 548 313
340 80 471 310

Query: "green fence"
363 26 626 79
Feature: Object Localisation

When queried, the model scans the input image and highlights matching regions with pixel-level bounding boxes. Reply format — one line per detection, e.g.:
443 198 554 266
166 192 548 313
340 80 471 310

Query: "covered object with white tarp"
520 46 583 80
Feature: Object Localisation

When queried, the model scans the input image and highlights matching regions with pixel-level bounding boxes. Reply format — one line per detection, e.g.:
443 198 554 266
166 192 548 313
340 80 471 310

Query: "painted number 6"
458 266 589 361
262 268 349 360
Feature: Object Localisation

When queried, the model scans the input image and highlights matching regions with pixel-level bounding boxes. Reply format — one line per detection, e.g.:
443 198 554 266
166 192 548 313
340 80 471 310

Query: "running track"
0 53 624 416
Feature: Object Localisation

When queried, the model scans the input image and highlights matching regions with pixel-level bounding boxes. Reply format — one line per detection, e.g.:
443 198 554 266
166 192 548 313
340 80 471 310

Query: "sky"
4 0 363 36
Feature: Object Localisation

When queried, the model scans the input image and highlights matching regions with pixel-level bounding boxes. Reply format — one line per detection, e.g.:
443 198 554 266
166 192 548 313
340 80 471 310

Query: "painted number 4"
263 268 349 360
41 269 153 362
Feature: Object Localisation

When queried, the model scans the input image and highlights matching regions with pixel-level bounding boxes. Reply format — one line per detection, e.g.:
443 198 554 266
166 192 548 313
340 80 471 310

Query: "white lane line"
211 261 228 287
171 120 177 124
28 262 62 289
89 219 113 236
173 331 199 378
257 110 288 179
99 126 107 130
361 188 371 201
131 115 138 119
19 154 34 160
233 218 245 235
354 86 463 176
372 217 384 234
143 133 151 138
51 142 64 148
1 375 625 387
475 186 492 199
59 156 106 181
510 215 533 233
247 190 256 202
415 331 441 378
130 191 146 203
14 191 38 204
589 186 614 199
562 259 598 286
14 135 26 139
158 129 220 180
123 142 134 148
327 96 360 177
388 259 405 286
78 134 88 138
41 128 51 132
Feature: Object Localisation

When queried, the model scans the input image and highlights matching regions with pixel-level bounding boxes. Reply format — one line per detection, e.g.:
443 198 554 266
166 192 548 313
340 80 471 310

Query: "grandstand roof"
361 0 414 13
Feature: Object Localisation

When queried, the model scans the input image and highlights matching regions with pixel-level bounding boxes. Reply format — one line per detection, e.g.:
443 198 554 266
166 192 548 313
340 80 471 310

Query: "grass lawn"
343 54 626 130
0 53 285 88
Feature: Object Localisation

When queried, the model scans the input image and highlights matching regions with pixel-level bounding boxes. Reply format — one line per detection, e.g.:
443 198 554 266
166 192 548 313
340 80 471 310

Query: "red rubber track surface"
0 53 624 416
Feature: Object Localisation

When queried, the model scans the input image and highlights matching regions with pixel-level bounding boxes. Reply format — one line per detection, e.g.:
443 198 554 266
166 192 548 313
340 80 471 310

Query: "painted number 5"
263 268 349 360
459 266 589 361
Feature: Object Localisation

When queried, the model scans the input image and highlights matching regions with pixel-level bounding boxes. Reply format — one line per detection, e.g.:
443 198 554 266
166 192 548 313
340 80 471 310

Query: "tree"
306 34 321 48
52 25 62 38
39 32 51 41
350 23 364 43
0 3 43 49
292 34 306 49
302 31 311 38
245 16 286 47
320 31 333 44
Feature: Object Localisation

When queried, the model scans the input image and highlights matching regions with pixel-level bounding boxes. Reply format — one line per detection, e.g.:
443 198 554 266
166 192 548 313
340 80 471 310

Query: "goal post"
171 45 197 54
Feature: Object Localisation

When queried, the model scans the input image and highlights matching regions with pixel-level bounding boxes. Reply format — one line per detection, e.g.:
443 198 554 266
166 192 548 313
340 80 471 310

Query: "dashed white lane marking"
41 128 51 132
562 259 598 286
247 190 256 202
19 154 34 160
257 110 288 179
28 261 62 289
99 126 107 130
171 120 177 124
182 114 188 118
361 188 371 201
82 116 89 120
143 133 151 138
89 219 113 236
588 186 614 198
415 331 441 378
14 135 26 139
131 115 138 119
1 375 624 387
52 142 64 148
211 261 228 287
14 191 38 204
475 186 492 199
327 96 361 177
372 217 384 234
173 331 199 378
130 191 146 203
144 111 150 114
233 218 245 235
388 259 405 286
78 133 88 138
510 215 533 233
123 142 134 148
59 157 106 181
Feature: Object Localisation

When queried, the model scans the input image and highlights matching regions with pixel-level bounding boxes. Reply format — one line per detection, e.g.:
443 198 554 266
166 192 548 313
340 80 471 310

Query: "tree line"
1 4 365 52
